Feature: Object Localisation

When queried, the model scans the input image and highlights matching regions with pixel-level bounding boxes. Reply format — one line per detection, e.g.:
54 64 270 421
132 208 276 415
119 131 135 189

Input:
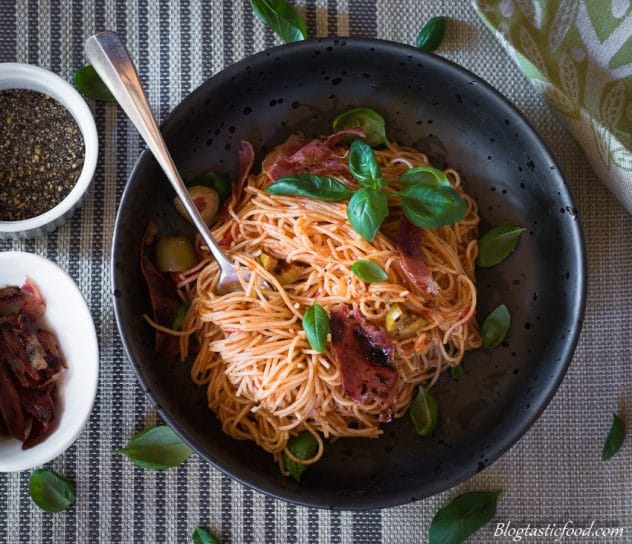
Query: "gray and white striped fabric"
1 1 631 543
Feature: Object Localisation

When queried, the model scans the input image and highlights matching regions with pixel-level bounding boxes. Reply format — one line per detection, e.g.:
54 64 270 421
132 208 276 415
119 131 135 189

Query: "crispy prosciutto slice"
235 140 255 201
0 360 26 442
140 222 180 359
0 280 67 449
330 305 398 406
262 134 350 182
398 217 440 295
324 128 365 149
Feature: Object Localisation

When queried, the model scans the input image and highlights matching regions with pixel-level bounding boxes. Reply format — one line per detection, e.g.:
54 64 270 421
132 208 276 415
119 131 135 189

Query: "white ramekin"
0 63 99 239
0 251 99 472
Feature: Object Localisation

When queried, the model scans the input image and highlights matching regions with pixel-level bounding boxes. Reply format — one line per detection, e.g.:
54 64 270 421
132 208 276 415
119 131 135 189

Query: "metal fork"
85 31 243 294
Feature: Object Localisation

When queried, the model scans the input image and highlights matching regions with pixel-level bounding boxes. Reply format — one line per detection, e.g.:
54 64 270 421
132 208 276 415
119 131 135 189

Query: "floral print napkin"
474 0 632 213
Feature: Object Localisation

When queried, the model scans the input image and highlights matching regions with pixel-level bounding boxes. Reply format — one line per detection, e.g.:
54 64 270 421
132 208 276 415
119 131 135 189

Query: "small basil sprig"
349 140 383 187
347 187 389 242
416 16 447 52
429 491 500 544
249 0 306 43
481 304 510 349
114 425 193 469
266 174 353 201
191 170 233 204
302 303 330 353
332 107 387 147
399 166 451 187
192 527 221 544
29 469 76 513
283 430 319 482
74 65 115 102
410 386 438 436
450 365 463 381
399 182 467 228
172 300 192 331
351 260 388 283
476 226 526 268
602 413 625 461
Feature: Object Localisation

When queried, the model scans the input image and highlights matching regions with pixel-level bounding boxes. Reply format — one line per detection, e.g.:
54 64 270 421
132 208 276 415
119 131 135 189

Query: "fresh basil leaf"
74 65 116 102
410 386 438 436
602 413 625 461
192 527 220 544
249 0 307 43
347 187 388 241
190 171 232 204
113 425 193 469
172 300 192 331
399 166 450 187
349 140 382 187
450 364 463 381
302 303 329 353
481 304 510 349
29 469 76 513
398 182 467 228
351 260 388 283
332 107 387 147
283 430 319 482
476 225 526 268
416 16 447 52
429 491 500 544
266 174 353 201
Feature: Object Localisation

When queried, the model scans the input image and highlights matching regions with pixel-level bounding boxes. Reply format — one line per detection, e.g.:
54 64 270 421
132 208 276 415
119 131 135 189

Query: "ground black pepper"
0 89 84 221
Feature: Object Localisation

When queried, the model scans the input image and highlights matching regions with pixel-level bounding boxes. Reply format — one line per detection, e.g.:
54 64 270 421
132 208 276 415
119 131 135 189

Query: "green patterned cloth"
474 0 632 214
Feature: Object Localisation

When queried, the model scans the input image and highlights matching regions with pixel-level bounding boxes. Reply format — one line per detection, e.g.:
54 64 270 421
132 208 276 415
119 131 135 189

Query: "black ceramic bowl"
112 38 586 509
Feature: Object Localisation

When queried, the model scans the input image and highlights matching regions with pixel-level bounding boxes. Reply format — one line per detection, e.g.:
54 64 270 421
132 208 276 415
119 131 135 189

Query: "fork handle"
85 31 234 273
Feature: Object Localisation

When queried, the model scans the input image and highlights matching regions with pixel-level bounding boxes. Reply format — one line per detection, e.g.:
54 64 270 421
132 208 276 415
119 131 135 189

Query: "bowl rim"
0 251 100 472
112 36 587 509
0 62 99 234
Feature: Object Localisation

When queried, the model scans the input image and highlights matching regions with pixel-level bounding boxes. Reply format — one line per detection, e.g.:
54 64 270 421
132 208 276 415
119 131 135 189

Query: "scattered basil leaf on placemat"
190 170 232 204
302 303 329 353
602 413 625 461
114 425 193 469
351 260 388 283
192 527 220 544
398 182 467 228
266 174 353 201
481 304 511 349
410 386 438 436
249 0 307 43
347 187 389 241
398 166 451 187
73 65 115 102
416 16 447 52
429 491 501 544
450 365 464 381
283 430 319 482
476 225 526 268
29 469 76 513
349 140 382 187
172 300 192 331
332 107 387 147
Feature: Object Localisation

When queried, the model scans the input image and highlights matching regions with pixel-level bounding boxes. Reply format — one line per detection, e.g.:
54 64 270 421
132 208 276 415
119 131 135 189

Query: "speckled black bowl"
112 38 586 509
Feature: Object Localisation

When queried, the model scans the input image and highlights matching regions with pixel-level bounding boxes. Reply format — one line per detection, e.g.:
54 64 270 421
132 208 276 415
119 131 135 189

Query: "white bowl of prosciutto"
0 251 99 472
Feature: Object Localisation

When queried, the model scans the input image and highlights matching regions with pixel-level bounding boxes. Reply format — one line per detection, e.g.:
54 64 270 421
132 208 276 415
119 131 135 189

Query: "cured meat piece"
140 222 180 358
0 359 26 442
234 140 255 201
397 217 440 295
263 134 349 182
330 305 398 406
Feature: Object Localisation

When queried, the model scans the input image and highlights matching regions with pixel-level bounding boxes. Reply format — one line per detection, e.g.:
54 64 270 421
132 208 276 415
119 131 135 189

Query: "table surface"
1 1 631 543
